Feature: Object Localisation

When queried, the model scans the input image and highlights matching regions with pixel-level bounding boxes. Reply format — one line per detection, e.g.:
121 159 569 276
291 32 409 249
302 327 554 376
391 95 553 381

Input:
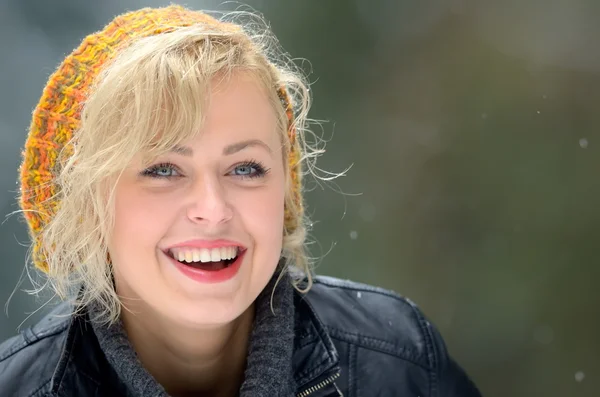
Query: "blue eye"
142 163 181 179
231 161 269 179
235 165 256 176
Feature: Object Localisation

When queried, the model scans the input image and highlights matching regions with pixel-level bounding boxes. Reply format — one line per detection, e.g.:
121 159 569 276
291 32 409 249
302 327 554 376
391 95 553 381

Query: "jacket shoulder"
306 275 482 396
0 302 73 397
307 275 434 366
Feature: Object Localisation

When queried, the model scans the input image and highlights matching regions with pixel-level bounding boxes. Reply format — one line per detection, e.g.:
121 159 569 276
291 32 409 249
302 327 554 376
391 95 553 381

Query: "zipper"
296 371 342 397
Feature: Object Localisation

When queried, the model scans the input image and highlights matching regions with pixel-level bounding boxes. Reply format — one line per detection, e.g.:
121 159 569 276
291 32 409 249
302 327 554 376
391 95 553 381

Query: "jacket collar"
49 307 126 396
48 288 341 396
292 289 341 394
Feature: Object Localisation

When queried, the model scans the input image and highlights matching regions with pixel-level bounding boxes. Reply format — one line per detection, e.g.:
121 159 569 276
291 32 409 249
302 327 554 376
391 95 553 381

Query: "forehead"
140 72 282 161
207 73 276 122
198 73 280 145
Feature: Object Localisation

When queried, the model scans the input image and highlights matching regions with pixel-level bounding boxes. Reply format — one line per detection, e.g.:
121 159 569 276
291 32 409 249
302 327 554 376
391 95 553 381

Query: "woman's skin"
108 73 287 396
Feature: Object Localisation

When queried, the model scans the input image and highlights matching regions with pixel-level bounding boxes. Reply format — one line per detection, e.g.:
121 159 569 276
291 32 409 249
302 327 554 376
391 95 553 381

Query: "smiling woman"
0 5 481 397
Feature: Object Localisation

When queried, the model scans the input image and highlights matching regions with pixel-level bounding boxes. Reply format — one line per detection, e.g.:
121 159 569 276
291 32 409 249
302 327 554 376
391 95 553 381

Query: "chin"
154 253 257 327
150 286 247 329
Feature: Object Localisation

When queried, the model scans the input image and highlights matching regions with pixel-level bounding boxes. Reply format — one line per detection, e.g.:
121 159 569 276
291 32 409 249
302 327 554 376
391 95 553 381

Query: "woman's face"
108 74 286 327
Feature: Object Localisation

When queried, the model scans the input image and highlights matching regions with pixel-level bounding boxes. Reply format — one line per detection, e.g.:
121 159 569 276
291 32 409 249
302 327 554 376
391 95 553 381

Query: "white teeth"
171 246 239 263
200 249 211 262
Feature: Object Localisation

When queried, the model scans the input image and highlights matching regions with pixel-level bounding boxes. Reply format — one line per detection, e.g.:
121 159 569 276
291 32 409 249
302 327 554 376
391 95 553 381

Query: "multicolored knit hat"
19 5 302 273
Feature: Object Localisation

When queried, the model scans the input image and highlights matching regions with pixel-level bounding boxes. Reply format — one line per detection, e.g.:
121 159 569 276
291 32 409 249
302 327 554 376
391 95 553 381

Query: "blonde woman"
0 6 481 397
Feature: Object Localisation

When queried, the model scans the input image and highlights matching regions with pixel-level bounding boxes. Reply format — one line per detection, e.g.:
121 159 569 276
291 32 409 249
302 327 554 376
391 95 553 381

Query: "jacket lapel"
292 291 342 396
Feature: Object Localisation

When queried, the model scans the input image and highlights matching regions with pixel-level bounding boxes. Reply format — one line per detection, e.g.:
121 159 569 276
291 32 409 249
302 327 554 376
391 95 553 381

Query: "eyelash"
141 160 270 180
141 163 181 179
233 159 271 179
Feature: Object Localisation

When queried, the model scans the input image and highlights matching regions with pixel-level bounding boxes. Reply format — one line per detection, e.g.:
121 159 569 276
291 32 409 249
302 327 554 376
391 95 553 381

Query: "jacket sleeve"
428 320 483 397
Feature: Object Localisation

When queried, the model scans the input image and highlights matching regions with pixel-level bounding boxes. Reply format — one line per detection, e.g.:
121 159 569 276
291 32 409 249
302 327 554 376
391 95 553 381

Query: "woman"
0 5 481 397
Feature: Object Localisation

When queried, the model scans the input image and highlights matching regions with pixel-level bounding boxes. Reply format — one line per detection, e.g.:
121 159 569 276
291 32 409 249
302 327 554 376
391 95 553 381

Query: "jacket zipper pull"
296 372 342 397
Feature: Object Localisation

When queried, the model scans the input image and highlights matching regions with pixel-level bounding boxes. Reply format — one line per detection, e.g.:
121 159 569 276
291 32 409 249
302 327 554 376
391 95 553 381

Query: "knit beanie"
19 5 302 273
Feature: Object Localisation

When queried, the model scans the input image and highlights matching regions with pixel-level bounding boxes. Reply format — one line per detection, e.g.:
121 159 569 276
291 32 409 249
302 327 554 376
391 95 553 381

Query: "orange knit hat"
19 5 302 273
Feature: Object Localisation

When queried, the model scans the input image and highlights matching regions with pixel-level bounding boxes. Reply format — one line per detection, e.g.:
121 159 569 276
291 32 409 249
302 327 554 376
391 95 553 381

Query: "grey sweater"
90 270 296 397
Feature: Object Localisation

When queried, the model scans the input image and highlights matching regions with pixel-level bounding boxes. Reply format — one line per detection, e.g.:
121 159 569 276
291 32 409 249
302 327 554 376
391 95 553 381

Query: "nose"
186 175 233 226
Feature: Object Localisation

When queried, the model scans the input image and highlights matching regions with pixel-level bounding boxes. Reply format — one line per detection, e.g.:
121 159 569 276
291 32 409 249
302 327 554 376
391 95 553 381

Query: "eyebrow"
170 139 272 157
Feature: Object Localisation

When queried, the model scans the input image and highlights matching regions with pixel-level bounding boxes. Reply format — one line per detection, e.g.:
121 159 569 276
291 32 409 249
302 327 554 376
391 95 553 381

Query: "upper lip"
165 239 246 251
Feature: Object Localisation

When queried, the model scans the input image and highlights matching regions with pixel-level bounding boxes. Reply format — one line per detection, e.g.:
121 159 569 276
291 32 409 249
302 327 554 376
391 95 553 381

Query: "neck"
90 268 297 397
121 302 255 397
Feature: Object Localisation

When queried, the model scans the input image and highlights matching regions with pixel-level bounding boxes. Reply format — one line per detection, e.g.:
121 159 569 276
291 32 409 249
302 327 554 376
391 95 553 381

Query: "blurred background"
1 0 599 395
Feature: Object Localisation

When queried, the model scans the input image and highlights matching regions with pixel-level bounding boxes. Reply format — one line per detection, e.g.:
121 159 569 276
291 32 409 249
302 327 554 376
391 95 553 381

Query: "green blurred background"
1 1 599 396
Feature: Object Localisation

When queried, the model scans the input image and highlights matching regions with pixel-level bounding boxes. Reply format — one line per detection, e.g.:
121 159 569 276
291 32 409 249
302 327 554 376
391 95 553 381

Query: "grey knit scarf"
89 270 296 397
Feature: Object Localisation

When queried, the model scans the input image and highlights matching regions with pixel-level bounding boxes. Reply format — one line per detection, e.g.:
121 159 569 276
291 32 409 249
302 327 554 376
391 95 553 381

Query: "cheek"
110 187 176 263
234 185 285 250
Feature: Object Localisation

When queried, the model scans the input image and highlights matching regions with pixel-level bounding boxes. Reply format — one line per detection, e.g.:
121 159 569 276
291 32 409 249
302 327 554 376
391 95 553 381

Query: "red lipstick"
164 239 246 284
168 239 243 250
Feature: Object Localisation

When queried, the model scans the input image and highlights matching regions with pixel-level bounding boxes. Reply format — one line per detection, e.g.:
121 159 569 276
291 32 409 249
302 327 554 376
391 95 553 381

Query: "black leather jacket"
0 276 482 396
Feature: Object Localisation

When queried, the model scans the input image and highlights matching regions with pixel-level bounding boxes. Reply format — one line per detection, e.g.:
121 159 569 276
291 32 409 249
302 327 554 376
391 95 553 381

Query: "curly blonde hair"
19 6 322 323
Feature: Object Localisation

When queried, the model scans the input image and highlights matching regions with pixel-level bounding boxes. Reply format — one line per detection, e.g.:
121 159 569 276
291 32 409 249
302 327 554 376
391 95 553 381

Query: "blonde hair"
27 9 323 323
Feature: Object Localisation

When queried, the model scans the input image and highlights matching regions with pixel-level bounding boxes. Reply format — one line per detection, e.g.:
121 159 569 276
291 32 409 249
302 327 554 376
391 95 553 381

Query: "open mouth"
166 246 243 271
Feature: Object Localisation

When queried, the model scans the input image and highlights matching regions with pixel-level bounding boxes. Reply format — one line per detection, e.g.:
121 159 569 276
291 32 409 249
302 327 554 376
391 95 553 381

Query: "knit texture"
19 5 302 273
89 270 296 396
